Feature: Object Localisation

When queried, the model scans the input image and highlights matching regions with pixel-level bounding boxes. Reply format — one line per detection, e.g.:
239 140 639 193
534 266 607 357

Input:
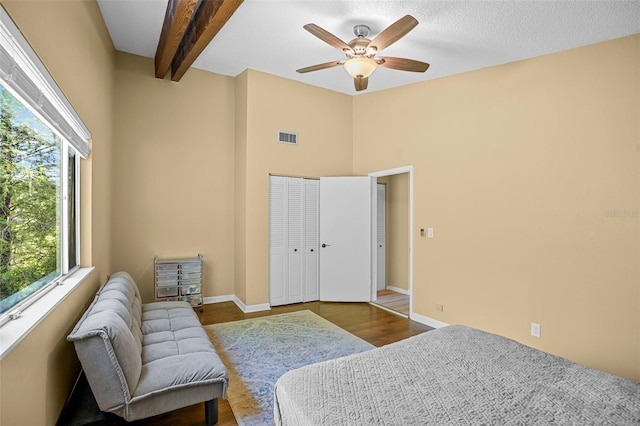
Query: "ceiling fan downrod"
353 24 370 38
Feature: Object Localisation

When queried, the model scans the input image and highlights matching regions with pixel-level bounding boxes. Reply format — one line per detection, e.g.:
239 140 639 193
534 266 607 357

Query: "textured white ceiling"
97 0 640 95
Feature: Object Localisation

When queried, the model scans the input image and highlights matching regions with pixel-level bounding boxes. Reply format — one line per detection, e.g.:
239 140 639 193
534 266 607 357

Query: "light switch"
427 227 434 238
420 228 426 237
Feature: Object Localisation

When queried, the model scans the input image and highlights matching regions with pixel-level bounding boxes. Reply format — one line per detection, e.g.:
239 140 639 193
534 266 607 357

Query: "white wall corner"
233 295 271 313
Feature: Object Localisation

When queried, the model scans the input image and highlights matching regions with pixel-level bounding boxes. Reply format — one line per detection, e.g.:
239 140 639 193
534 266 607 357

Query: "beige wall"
234 71 249 302
0 0 115 424
387 173 410 290
239 70 353 305
354 35 640 381
112 52 236 303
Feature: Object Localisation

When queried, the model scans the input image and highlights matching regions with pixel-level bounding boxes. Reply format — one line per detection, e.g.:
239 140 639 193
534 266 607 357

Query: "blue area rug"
205 310 374 426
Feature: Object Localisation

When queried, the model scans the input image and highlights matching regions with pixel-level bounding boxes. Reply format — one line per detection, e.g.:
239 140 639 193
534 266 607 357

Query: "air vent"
278 131 298 145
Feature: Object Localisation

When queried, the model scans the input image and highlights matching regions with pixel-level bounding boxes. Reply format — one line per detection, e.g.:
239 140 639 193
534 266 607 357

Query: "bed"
273 325 640 425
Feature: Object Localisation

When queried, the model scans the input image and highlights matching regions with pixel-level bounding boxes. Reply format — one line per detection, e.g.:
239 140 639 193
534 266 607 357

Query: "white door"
319 177 371 302
304 179 319 301
287 178 303 304
270 176 318 306
376 184 386 291
269 176 287 306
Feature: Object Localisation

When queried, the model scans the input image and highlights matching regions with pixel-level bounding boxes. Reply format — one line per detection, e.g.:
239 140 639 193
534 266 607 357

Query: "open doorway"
369 166 413 318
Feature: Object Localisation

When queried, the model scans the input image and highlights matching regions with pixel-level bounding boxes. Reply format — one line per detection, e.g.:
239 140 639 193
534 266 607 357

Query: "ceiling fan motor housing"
348 37 372 56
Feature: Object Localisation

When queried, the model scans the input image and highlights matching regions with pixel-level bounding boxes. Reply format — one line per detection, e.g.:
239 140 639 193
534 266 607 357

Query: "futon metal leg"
205 398 218 426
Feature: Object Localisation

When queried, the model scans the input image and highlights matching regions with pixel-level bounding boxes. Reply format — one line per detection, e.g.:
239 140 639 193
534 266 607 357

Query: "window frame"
0 90 82 327
0 5 90 328
61 141 82 275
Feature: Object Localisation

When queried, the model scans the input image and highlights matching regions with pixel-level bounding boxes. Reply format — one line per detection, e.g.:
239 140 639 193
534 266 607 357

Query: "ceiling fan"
296 15 430 92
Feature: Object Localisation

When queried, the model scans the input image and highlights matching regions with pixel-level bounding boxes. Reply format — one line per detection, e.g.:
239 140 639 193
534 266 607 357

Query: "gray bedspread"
273 325 640 425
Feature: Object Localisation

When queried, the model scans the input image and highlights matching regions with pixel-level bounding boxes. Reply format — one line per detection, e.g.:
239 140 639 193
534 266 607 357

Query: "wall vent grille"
278 131 298 145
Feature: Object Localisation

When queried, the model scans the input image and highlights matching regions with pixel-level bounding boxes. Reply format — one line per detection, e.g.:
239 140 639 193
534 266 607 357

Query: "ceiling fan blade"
304 24 354 54
378 57 430 73
354 77 368 91
296 60 343 73
367 15 418 52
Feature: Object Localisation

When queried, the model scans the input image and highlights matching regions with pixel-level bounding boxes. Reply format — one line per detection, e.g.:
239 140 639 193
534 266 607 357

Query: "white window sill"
0 267 95 361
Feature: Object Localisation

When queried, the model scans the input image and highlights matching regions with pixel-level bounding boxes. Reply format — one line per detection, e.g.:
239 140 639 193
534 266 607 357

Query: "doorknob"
322 243 331 248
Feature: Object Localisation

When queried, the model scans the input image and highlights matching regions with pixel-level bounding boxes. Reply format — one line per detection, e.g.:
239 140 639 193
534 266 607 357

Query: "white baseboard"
203 295 234 304
410 312 449 329
203 294 271 313
386 285 409 295
370 302 408 318
235 296 271 313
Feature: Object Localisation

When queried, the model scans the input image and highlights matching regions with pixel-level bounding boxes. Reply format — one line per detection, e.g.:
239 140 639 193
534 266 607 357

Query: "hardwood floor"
374 289 410 316
82 301 432 426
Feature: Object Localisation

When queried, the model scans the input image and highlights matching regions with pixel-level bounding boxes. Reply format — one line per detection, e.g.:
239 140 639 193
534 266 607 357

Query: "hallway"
374 289 409 316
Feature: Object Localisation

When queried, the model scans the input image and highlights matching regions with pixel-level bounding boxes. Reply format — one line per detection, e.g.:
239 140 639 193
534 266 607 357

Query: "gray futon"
67 272 228 425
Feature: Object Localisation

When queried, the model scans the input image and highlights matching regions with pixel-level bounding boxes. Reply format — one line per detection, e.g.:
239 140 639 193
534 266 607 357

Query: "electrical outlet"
531 322 541 338
436 304 444 312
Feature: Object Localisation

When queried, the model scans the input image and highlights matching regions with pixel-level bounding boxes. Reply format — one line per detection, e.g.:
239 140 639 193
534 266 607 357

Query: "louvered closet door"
269 176 287 306
287 178 304 304
304 179 319 302
269 176 318 306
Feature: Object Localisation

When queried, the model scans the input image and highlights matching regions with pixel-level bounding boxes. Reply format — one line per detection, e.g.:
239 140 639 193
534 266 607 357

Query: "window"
0 6 90 326
0 81 80 320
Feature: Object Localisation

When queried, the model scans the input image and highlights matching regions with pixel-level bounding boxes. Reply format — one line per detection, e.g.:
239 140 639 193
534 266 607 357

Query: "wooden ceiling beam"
154 0 199 79
170 0 245 82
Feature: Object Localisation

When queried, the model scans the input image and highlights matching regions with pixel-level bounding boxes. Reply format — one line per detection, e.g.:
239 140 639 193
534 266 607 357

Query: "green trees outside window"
0 85 62 314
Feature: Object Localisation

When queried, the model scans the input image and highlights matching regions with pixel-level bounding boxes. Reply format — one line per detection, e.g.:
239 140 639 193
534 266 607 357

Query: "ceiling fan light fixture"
343 57 377 79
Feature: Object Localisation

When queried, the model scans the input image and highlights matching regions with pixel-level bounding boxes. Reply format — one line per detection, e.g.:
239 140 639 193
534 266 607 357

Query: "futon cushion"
140 302 220 364
68 273 144 398
68 272 228 422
